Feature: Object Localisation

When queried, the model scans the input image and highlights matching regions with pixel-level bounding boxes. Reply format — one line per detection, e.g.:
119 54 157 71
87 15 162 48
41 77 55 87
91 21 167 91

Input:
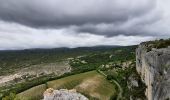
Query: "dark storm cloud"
0 0 170 50
0 0 157 34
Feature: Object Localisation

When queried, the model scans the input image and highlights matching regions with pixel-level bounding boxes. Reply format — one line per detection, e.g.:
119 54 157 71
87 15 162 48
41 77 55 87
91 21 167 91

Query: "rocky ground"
43 88 88 100
0 62 71 87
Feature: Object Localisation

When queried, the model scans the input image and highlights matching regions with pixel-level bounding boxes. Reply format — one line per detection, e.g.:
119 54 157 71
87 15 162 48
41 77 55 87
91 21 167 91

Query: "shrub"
106 75 114 80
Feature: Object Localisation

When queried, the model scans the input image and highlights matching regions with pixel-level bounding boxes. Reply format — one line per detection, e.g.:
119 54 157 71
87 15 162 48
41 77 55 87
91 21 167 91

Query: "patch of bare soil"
75 75 102 99
0 62 71 86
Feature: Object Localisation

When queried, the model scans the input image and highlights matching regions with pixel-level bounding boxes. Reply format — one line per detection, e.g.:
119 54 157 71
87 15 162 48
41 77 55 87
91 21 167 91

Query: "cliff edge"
136 40 170 100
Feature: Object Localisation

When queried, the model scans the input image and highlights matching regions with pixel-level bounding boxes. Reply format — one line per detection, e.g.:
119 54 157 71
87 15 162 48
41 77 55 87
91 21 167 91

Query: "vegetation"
0 45 147 100
0 47 114 76
0 46 128 98
0 69 95 99
69 46 136 72
142 38 170 52
17 71 117 100
99 60 146 100
17 84 46 100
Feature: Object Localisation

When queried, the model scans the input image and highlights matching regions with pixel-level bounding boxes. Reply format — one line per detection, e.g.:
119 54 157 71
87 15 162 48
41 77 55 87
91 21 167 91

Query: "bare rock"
136 44 170 100
43 88 88 100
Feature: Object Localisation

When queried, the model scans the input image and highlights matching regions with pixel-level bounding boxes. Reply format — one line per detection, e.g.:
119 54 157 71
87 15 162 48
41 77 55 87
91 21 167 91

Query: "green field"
1 45 140 99
17 84 46 100
17 71 117 100
0 46 137 99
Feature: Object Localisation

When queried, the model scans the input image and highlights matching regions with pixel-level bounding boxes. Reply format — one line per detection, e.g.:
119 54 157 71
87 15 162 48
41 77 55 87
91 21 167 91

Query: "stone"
136 44 170 100
43 88 89 100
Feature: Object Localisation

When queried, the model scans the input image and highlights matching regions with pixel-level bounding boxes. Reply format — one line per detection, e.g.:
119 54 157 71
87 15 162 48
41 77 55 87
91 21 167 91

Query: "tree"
106 74 114 80
2 92 19 100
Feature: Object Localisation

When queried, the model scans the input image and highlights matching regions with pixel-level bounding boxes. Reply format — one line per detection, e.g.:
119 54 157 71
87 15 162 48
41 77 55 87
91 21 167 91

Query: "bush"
106 75 114 80
2 93 17 100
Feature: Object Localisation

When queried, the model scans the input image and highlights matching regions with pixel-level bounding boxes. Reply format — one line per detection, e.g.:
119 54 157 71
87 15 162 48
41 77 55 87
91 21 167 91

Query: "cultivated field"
17 71 117 100
17 84 46 100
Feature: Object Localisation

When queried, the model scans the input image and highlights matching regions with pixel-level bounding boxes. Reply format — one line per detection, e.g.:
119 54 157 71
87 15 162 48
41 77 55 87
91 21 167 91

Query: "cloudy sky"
0 0 170 50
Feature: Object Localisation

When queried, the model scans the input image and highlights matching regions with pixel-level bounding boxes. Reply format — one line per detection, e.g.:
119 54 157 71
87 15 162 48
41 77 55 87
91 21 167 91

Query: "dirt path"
97 70 123 100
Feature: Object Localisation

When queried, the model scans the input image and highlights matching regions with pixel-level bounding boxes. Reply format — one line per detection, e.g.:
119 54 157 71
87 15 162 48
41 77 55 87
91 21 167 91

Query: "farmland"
17 71 117 100
0 46 146 100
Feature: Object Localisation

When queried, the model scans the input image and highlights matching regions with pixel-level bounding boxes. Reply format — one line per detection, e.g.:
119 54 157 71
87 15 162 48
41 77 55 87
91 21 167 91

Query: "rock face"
43 88 88 100
136 44 170 100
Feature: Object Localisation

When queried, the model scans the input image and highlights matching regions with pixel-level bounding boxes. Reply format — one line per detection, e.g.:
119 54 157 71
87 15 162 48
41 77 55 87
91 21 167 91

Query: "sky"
0 0 170 50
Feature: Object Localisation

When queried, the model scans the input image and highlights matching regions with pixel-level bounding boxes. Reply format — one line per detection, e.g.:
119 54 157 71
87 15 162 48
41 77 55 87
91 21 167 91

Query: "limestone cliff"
136 43 170 100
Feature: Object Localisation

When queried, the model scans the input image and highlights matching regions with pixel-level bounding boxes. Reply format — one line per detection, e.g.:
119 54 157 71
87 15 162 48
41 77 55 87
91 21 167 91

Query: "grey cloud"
0 0 156 28
0 0 170 50
72 9 162 37
0 0 167 37
0 20 155 50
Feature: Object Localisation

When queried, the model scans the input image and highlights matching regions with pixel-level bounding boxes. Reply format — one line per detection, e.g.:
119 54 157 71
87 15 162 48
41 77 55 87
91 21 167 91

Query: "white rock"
43 88 89 100
136 44 170 100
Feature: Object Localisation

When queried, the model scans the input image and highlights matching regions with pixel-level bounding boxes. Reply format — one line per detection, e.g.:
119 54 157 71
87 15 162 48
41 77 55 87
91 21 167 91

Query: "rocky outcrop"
43 88 88 100
136 44 170 100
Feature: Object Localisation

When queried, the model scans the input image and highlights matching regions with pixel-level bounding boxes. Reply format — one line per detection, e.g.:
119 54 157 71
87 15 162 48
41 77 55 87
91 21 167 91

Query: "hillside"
0 46 120 76
0 45 146 100
18 71 116 100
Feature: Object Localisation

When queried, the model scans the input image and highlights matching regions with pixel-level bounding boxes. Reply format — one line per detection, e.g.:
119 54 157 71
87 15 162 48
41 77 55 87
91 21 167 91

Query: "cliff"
136 42 170 100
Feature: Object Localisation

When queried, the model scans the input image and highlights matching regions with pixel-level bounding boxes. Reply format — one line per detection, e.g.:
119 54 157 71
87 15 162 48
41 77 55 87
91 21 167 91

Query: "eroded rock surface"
136 44 170 100
43 88 88 100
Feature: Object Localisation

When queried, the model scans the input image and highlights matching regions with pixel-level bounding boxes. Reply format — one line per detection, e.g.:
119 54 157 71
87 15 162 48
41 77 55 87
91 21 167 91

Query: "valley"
0 39 170 100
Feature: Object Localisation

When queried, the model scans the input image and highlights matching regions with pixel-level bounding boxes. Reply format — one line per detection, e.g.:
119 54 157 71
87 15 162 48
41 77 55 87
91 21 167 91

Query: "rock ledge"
43 88 88 100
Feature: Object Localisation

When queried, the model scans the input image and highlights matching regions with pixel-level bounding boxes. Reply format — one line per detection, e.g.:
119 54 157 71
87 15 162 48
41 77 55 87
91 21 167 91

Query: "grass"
47 71 117 100
47 71 95 88
0 46 123 76
1 46 137 99
17 71 117 100
17 84 46 100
